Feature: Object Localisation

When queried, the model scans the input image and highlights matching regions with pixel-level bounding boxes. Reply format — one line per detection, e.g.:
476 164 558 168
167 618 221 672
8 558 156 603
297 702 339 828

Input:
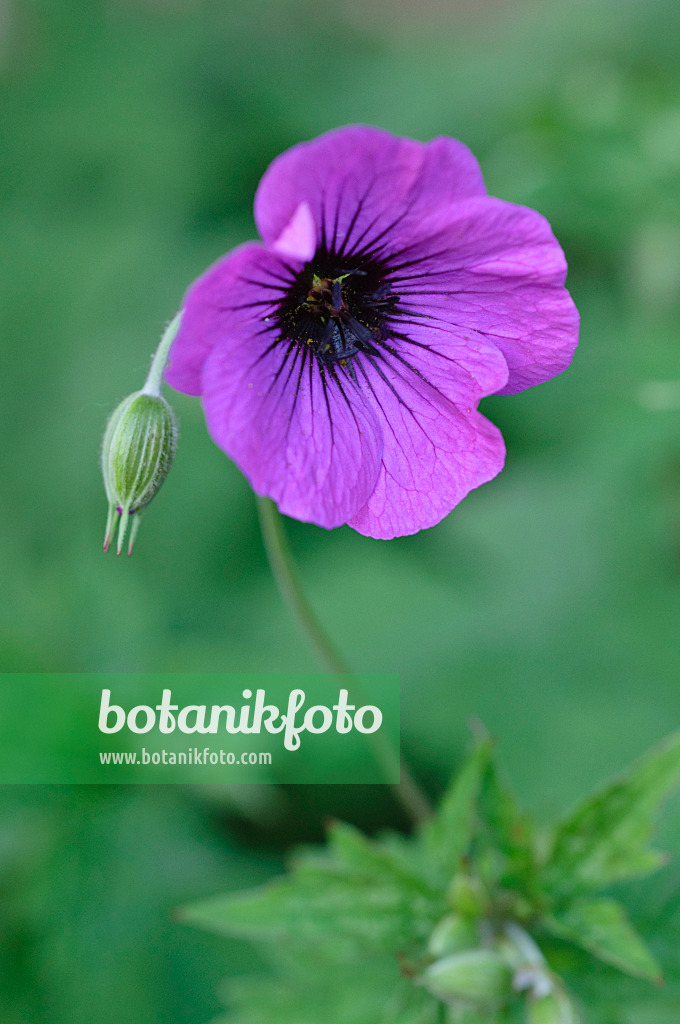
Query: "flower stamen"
276 253 399 371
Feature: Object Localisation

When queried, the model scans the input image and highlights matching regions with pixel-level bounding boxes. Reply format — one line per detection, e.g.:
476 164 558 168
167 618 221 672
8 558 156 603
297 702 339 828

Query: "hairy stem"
143 312 183 397
256 495 432 827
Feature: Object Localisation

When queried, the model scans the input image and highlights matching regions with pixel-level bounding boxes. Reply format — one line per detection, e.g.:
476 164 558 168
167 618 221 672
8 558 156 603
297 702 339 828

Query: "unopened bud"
446 872 487 919
101 391 177 555
428 914 478 958
421 949 513 1008
526 990 579 1024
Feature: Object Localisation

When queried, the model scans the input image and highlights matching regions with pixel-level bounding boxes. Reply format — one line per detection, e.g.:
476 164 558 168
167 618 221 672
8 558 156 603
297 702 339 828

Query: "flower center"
276 251 399 369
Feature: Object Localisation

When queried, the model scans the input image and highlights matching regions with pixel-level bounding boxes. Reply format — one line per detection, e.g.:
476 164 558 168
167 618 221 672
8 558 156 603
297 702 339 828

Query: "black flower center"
275 248 400 369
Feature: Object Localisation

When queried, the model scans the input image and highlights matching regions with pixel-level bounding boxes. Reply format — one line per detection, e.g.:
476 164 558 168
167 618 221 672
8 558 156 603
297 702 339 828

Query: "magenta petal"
347 357 506 539
388 196 579 394
201 334 383 531
165 243 268 397
383 319 509 408
167 243 383 528
254 126 486 257
433 285 579 396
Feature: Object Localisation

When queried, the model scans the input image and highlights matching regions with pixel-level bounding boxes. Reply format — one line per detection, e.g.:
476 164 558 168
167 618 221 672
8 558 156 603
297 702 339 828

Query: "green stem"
256 495 432 827
143 312 183 397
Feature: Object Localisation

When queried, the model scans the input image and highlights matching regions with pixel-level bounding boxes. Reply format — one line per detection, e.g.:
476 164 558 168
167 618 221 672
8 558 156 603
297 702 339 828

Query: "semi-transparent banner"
0 673 400 784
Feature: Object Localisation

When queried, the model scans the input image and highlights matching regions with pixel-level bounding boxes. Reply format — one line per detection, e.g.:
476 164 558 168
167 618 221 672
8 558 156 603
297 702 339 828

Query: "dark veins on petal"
239 206 465 410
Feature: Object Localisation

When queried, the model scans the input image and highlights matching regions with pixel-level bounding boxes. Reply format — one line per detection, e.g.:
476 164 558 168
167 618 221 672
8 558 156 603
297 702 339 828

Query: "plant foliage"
182 732 680 1023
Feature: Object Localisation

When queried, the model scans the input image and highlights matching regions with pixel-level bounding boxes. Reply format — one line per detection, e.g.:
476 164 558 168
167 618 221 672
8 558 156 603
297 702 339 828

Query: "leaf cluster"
182 732 680 1024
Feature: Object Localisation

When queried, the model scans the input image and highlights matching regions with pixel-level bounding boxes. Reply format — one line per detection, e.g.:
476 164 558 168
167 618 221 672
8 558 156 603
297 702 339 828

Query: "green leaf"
543 731 680 895
180 823 441 956
477 757 537 893
215 957 441 1024
545 897 662 982
327 820 435 896
422 735 538 903
422 737 493 876
180 732 680 1022
179 878 301 942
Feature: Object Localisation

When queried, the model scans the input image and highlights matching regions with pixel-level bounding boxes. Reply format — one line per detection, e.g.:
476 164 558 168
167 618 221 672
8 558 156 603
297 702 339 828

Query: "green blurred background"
2 0 680 1020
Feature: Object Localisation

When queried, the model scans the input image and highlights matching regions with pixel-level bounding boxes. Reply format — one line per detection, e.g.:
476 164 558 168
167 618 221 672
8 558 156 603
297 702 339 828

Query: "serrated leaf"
545 897 662 982
216 957 440 1024
327 821 435 896
182 875 406 953
422 738 493 876
477 757 537 892
544 731 680 895
179 879 301 942
181 826 440 956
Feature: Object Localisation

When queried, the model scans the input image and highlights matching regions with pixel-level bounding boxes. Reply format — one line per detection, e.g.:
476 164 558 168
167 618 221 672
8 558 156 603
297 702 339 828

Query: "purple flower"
166 126 578 539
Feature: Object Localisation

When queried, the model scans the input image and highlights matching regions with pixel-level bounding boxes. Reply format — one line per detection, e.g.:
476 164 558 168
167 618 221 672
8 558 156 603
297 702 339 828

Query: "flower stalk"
255 495 432 826
142 312 183 398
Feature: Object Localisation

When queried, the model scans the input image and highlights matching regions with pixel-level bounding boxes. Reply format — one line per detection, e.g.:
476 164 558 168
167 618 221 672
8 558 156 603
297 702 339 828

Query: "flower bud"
526 990 579 1024
101 391 178 555
427 914 478 958
446 872 488 919
421 949 513 1008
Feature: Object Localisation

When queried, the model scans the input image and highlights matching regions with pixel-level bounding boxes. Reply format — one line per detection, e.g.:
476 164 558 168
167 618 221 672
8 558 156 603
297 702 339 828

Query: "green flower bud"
526 990 579 1024
428 914 478 958
446 872 488 919
101 391 177 555
421 949 513 1008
